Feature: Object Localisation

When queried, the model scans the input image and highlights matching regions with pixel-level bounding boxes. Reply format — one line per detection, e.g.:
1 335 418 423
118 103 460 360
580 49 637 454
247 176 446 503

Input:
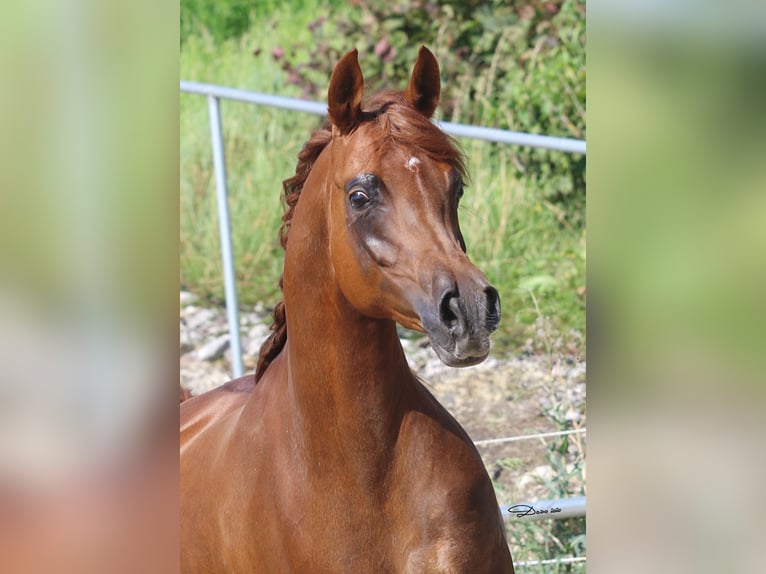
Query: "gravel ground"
180 291 586 504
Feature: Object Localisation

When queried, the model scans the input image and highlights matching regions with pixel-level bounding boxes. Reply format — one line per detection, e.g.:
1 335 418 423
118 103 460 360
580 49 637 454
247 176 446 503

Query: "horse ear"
404 46 440 118
327 49 364 134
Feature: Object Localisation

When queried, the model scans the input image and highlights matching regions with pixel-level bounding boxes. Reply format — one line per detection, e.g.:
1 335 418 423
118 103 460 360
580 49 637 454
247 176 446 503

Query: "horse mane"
254 90 466 382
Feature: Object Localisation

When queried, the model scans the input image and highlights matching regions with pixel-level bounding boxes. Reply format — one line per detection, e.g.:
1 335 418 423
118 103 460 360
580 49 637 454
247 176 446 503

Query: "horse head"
323 47 501 367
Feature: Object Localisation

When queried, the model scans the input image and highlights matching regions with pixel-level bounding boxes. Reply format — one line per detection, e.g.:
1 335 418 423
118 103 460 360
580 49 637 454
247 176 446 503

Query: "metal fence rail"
181 81 587 154
180 81 586 377
502 496 586 522
515 556 587 568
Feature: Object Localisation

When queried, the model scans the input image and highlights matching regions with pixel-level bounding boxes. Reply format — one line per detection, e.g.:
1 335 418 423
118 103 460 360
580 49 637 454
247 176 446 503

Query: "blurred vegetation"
180 0 586 353
274 0 585 221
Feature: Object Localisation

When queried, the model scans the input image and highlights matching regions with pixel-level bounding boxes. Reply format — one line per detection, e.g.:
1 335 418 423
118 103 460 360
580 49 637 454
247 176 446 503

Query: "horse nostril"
484 286 501 332
438 288 460 330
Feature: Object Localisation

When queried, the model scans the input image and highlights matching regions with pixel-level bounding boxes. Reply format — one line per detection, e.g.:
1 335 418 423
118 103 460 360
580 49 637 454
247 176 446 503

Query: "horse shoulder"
180 375 263 572
180 375 254 449
393 397 513 573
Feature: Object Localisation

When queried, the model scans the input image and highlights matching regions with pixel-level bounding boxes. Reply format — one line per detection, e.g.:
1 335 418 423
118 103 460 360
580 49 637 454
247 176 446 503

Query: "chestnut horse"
181 47 514 573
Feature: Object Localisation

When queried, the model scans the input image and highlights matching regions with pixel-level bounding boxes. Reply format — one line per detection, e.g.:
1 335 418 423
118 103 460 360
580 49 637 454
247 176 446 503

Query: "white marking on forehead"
406 156 421 171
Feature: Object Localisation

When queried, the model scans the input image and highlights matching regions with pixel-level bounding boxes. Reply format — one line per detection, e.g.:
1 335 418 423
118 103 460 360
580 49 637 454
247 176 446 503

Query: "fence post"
207 95 244 378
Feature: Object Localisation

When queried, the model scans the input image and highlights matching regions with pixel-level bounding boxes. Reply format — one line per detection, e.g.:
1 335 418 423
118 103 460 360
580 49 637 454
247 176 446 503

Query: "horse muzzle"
415 271 501 367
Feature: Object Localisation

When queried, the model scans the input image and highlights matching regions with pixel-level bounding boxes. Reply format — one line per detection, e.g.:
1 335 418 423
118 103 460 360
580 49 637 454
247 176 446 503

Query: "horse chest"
258 446 498 572
263 490 476 573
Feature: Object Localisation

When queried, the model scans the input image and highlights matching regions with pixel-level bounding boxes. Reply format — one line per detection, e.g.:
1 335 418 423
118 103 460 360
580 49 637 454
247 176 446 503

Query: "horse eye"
349 190 371 209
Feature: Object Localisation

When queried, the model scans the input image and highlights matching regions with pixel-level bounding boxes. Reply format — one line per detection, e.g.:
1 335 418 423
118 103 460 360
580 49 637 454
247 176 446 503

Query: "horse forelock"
254 89 465 382
363 91 467 180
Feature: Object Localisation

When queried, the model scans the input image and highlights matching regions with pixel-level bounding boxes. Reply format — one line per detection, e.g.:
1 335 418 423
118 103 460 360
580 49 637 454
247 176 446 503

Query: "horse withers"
181 46 514 573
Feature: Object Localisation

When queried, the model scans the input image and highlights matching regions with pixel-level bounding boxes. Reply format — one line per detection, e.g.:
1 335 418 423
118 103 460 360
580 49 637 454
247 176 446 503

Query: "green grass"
180 6 586 355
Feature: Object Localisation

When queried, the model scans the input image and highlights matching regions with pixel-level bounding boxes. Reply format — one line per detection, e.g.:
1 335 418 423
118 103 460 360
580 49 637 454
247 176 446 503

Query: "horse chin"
427 333 491 368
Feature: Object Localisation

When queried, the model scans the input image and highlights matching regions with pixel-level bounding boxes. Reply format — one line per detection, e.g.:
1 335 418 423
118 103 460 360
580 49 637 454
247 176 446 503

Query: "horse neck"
278 150 415 476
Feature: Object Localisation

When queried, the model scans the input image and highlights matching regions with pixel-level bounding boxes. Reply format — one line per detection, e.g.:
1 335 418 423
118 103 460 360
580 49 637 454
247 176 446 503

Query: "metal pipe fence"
502 496 586 522
181 81 587 154
180 82 586 534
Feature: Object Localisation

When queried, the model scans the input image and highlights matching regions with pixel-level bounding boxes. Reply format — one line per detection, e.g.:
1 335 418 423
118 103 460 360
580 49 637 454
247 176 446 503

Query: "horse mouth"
415 304 493 368
426 330 491 367
407 275 500 368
